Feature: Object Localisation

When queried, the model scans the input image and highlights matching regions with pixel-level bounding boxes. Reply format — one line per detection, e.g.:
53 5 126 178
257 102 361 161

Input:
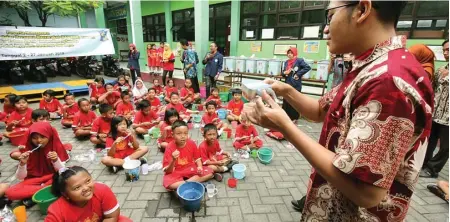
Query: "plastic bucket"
250 149 258 158
200 86 206 99
151 127 161 139
193 114 202 123
257 147 274 164
123 160 140 182
32 185 58 215
219 92 229 102
177 181 205 212
232 164 247 179
191 104 198 111
217 109 227 120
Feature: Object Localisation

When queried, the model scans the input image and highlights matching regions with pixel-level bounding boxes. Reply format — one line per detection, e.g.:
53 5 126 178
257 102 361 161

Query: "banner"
0 26 115 60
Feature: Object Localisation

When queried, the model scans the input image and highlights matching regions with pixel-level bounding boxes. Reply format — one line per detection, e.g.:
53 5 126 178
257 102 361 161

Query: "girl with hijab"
281 47 311 120
128 43 141 84
6 122 69 206
132 79 148 105
162 43 175 86
409 44 435 81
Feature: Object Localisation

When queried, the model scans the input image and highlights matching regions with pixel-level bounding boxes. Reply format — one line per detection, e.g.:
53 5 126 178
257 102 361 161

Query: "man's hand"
242 90 292 133
215 74 220 81
439 67 449 78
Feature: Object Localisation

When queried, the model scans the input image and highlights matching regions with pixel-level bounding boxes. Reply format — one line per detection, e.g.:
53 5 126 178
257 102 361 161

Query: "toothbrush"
30 144 42 153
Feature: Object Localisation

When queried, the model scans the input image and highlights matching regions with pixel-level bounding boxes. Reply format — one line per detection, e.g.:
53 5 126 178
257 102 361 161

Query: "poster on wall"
0 26 115 60
428 45 446 61
303 41 320 53
251 42 262 52
273 44 297 55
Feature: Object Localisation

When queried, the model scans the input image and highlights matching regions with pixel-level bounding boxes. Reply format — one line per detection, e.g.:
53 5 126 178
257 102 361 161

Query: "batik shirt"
301 36 434 222
183 49 197 78
432 64 449 126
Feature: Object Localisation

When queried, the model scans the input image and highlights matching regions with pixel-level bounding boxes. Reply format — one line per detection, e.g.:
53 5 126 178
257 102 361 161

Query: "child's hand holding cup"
47 151 58 162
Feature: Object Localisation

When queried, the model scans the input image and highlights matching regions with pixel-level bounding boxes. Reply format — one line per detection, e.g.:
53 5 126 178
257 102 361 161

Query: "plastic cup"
143 134 151 145
13 206 27 222
206 184 218 198
142 163 149 175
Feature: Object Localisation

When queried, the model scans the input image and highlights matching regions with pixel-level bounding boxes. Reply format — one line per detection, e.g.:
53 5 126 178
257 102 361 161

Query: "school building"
10 0 432 74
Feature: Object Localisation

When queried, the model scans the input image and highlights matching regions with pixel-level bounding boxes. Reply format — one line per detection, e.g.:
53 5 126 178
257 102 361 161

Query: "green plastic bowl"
32 185 58 215
219 92 229 102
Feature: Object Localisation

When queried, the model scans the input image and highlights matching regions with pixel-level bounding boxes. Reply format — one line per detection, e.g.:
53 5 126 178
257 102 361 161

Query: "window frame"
142 13 166 42
172 8 195 41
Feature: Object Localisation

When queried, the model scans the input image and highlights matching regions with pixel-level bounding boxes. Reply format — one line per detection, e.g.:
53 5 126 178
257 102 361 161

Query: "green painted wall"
209 0 231 5
141 1 165 16
170 1 194 11
407 39 448 68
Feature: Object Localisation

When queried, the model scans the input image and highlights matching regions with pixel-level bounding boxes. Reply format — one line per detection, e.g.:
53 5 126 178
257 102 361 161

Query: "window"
240 1 327 40
116 19 127 35
142 14 166 42
172 8 195 41
436 20 448 28
397 20 413 29
209 2 231 43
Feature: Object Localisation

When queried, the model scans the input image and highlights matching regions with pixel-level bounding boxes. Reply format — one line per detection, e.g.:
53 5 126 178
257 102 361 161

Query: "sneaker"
226 160 238 171
241 151 249 159
95 143 106 149
140 157 148 166
22 198 36 208
109 166 119 174
213 173 223 182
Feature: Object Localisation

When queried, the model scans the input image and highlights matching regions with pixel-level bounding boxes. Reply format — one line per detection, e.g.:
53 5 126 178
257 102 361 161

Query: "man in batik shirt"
180 39 200 93
243 1 433 221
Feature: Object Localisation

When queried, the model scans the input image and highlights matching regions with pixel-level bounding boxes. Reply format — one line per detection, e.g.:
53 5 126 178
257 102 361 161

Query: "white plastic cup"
206 184 218 198
141 163 149 175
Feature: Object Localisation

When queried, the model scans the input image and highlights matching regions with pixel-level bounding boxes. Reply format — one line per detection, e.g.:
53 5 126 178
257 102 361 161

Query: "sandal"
427 184 449 203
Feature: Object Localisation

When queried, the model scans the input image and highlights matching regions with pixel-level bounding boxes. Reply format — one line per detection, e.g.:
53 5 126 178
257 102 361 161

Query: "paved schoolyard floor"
0 93 448 222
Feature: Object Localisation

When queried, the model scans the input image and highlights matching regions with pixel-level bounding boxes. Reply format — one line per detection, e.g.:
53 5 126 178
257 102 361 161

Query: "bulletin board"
273 44 297 55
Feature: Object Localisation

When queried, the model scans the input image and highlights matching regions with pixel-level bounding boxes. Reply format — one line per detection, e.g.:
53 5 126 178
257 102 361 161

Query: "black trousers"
423 121 449 174
130 69 141 85
205 75 217 98
189 76 200 93
282 99 299 121
162 70 173 86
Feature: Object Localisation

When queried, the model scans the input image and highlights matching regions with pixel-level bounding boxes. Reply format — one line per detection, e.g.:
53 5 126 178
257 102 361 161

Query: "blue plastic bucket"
232 164 247 179
177 182 205 212
257 147 274 164
217 109 227 120
192 114 202 123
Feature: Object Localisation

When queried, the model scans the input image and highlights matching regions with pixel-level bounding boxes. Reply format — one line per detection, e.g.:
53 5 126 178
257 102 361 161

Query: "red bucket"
227 178 237 188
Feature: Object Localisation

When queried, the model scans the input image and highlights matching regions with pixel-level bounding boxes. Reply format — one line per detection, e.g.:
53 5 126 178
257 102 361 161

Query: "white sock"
223 166 228 171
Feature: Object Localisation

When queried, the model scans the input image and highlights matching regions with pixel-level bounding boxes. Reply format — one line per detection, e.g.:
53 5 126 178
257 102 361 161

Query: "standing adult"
281 47 311 120
409 44 435 81
202 42 223 98
180 39 200 93
128 44 141 85
162 44 175 86
243 1 433 221
420 39 449 178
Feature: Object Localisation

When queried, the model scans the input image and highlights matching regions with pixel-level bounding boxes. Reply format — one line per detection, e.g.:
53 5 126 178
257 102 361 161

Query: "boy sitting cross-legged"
162 120 213 190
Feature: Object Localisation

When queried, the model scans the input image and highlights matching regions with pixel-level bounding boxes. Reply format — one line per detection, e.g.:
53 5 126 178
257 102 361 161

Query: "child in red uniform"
98 83 122 108
6 122 69 206
115 91 134 124
114 75 132 93
102 116 149 173
46 166 132 222
39 89 63 119
227 89 244 124
3 96 33 146
162 120 213 190
166 92 198 122
0 94 17 123
72 98 97 139
132 79 148 105
61 93 79 128
233 115 263 152
158 108 179 152
132 100 159 136
204 88 222 108
199 124 235 182
90 104 114 148
156 42 164 76
147 44 157 75
180 79 200 109
147 88 163 114
88 77 106 110
164 79 178 103
152 79 164 95
202 100 227 132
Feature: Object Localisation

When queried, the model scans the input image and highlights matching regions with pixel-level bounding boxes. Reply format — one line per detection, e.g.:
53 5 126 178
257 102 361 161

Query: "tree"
0 1 32 26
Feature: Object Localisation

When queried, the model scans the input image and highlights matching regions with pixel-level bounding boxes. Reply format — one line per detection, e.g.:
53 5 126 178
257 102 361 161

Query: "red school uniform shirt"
158 122 174 143
156 47 164 66
133 110 158 129
206 95 222 107
90 117 111 135
147 97 161 110
301 36 433 222
45 182 119 222
105 91 121 106
199 140 224 164
114 83 132 92
39 98 62 113
162 53 175 71
115 102 134 116
180 87 195 101
235 124 258 138
165 86 178 98
72 111 97 128
106 135 135 159
6 108 33 128
154 85 163 95
163 139 201 171
90 84 107 99
3 104 15 115
202 112 220 125
63 103 79 120
166 103 187 114
227 99 244 116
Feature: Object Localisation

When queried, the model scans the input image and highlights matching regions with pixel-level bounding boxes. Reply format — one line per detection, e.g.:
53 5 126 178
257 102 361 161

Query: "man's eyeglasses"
325 2 359 26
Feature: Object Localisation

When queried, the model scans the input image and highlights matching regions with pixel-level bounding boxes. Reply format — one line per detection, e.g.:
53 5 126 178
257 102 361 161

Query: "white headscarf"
132 79 148 98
